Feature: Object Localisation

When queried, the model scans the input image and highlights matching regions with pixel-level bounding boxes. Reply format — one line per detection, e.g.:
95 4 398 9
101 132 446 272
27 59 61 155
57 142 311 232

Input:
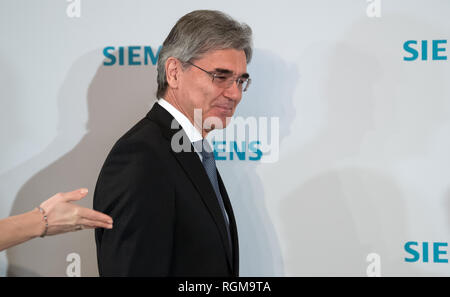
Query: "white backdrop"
1 0 450 276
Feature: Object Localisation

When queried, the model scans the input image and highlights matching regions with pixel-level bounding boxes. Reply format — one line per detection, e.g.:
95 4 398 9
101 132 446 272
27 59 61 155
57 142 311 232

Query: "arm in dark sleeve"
94 137 175 276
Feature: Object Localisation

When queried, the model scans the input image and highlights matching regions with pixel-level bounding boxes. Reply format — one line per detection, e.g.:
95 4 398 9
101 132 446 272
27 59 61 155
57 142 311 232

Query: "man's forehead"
198 49 248 75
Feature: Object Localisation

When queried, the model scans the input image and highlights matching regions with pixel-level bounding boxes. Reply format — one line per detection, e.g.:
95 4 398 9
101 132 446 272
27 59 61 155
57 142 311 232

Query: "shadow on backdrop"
279 14 448 276
5 48 157 276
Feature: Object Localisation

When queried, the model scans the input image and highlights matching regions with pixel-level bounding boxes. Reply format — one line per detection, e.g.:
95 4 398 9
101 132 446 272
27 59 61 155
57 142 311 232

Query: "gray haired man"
94 10 253 276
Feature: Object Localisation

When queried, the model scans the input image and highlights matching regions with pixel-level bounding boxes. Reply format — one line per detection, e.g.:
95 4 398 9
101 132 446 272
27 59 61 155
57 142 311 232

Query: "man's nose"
223 80 242 101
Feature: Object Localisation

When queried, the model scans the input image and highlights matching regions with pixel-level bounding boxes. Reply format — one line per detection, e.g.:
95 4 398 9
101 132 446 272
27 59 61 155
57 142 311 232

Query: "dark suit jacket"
93 102 239 277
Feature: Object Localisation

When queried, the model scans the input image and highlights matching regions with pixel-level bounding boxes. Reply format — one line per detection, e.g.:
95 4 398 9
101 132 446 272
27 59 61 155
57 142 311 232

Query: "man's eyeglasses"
186 61 251 92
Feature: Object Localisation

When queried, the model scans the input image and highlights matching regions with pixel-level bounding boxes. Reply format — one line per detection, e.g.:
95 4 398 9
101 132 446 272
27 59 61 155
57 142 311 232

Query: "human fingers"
40 188 88 212
76 207 113 225
58 188 89 202
77 218 113 230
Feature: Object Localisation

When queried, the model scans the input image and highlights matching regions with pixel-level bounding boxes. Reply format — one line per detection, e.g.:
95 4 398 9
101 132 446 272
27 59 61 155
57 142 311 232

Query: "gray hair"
156 10 253 99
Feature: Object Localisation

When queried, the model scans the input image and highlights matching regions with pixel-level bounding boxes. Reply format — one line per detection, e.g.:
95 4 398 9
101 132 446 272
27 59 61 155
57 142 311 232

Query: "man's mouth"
213 104 234 112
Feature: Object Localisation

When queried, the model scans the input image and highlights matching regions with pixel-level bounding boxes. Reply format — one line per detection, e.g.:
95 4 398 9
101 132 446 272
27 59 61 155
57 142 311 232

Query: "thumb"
59 188 89 202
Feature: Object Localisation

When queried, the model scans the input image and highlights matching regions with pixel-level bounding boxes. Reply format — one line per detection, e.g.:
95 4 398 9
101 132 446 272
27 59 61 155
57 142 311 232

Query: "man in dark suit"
93 10 253 276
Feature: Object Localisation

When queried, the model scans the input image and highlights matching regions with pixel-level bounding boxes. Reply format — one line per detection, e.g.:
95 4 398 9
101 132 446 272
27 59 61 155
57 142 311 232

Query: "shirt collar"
157 98 203 143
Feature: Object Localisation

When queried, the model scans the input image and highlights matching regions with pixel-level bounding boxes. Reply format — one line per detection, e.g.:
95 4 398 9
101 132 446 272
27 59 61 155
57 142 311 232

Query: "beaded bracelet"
37 207 48 238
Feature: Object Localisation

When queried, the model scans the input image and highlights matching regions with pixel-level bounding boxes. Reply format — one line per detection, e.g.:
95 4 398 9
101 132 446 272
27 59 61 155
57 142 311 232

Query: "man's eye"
215 76 228 81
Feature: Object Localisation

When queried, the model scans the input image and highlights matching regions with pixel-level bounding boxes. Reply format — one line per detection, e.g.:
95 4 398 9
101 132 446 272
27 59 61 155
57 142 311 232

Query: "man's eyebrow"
214 68 233 74
214 68 250 78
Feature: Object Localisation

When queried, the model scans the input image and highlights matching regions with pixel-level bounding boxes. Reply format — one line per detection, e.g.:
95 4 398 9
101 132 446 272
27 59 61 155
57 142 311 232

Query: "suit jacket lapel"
146 103 234 272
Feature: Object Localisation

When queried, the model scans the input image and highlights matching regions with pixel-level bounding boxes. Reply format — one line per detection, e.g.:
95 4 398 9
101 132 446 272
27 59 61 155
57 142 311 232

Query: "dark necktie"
193 139 232 249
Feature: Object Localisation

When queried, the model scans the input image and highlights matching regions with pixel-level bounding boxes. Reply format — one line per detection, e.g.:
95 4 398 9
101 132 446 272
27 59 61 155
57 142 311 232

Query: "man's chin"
203 115 233 131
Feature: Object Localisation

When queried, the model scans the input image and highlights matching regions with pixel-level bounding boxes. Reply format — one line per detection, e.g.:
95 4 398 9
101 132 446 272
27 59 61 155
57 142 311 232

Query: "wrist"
31 208 48 238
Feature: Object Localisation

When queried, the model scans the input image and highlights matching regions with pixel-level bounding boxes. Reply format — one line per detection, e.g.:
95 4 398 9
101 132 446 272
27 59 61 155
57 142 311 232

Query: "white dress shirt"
157 98 203 143
158 98 210 160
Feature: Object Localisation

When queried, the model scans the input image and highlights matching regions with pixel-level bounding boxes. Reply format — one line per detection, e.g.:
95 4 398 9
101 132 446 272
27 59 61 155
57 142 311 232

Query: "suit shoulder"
111 117 167 156
119 116 163 143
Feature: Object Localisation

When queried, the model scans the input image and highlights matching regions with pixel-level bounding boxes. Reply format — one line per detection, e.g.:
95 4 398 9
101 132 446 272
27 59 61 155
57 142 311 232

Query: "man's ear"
165 57 182 89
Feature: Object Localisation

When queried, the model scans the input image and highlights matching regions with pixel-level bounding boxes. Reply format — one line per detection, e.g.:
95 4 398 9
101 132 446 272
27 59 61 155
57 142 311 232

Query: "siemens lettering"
103 46 162 66
213 141 262 161
404 241 449 263
403 40 447 61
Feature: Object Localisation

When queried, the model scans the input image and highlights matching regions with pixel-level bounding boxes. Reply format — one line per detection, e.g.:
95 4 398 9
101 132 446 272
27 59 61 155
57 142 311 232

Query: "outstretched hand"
39 188 113 236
